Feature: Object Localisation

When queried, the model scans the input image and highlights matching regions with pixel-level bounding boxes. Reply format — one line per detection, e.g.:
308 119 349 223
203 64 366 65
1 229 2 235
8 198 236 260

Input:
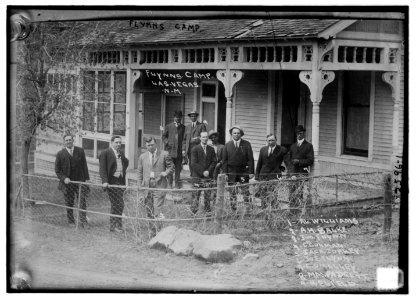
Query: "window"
342 72 371 157
200 83 217 132
81 70 127 159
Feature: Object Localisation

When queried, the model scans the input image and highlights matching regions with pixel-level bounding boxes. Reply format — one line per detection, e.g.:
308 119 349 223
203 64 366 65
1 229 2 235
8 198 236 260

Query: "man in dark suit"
99 135 129 232
255 133 287 208
55 133 90 227
182 111 206 174
222 125 255 210
190 131 217 214
285 125 314 214
162 110 185 188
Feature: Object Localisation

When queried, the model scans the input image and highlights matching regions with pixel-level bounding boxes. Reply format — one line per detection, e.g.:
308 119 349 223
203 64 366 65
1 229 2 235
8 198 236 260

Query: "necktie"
117 151 121 159
269 147 272 157
151 152 155 165
69 148 73 156
192 123 195 128
235 141 238 149
203 145 206 154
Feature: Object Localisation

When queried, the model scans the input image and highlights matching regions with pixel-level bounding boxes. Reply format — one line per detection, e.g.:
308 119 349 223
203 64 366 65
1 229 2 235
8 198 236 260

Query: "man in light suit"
285 125 314 215
162 110 185 188
55 133 90 227
182 111 206 174
138 136 174 219
99 136 129 232
255 133 287 208
222 125 255 210
190 131 217 214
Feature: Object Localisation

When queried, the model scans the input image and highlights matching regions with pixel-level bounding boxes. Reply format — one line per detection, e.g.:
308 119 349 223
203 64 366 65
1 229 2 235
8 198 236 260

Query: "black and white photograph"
6 4 409 293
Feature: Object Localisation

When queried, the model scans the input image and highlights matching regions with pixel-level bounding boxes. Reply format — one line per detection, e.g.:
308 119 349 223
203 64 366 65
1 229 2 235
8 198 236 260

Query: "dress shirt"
112 147 123 177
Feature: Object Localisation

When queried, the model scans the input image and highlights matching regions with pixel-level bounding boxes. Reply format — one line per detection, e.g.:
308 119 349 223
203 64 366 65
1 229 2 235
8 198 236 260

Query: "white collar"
234 139 241 144
112 147 121 157
66 147 74 153
149 149 157 157
297 139 305 145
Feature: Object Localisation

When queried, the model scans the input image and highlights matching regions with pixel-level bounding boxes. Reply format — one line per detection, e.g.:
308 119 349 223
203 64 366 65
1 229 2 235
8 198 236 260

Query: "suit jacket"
137 150 174 188
55 146 90 191
255 145 288 180
98 148 129 184
162 122 185 158
285 140 314 175
222 139 255 175
182 121 207 154
190 144 217 179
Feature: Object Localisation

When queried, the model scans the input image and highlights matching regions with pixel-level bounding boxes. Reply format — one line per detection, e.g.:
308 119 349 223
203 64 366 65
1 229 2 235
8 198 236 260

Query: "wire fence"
15 171 398 243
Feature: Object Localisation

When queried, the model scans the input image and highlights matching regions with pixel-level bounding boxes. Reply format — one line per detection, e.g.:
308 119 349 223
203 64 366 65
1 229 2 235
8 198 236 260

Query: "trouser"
256 175 281 209
144 190 166 218
63 182 88 224
227 170 250 211
107 176 125 230
190 178 213 214
167 156 182 188
288 174 311 215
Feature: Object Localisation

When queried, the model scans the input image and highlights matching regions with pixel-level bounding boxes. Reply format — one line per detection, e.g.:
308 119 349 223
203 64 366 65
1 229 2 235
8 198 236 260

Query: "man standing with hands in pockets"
138 136 174 219
99 136 129 233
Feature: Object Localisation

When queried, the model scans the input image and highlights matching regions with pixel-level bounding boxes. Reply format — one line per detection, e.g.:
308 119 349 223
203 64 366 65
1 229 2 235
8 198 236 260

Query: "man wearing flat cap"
222 125 254 210
285 125 314 214
162 110 185 188
182 111 206 174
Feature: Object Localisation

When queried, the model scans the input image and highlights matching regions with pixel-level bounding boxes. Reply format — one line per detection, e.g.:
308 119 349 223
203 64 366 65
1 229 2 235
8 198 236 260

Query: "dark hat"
173 110 183 117
229 125 244 136
295 125 306 133
208 130 219 139
187 110 199 117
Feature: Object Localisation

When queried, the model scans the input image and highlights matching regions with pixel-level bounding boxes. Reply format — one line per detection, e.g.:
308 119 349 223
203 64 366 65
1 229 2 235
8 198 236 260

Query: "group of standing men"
55 110 314 231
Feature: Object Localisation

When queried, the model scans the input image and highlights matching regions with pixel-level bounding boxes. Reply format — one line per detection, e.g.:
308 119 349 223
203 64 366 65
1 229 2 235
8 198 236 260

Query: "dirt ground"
10 211 400 292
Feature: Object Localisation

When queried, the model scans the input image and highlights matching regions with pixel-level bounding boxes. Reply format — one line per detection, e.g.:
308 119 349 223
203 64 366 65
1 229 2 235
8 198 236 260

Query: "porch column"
299 70 335 175
126 70 141 166
382 72 401 166
216 70 243 142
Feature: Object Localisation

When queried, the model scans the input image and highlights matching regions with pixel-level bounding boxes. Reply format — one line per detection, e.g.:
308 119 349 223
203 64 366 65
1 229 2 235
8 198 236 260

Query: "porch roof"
79 19 341 47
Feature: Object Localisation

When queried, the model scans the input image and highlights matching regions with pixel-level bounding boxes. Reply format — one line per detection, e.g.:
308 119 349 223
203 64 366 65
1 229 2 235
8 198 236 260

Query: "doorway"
280 71 300 149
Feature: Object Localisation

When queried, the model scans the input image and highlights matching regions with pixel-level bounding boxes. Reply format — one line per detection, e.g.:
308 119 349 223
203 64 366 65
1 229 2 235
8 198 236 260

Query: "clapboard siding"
143 92 162 135
373 72 393 164
235 70 269 155
398 53 404 155
183 87 197 126
319 78 338 156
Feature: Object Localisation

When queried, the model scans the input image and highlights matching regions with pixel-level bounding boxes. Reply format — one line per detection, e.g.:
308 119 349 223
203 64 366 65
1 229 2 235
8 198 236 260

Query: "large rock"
193 234 242 263
169 228 202 256
148 225 178 249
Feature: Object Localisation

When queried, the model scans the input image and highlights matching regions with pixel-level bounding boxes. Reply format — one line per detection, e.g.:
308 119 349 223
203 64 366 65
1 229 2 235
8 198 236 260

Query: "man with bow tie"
285 125 314 214
138 136 174 219
182 111 206 174
55 133 90 227
162 110 185 188
190 131 217 214
222 125 254 211
99 135 129 232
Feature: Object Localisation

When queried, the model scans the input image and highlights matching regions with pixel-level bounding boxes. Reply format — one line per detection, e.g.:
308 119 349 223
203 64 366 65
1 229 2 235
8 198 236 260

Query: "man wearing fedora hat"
285 125 314 214
222 125 254 210
182 111 206 174
162 110 185 188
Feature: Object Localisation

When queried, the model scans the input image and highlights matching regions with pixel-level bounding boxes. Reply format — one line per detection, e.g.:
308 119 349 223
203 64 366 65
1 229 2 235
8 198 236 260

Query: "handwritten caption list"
288 217 370 289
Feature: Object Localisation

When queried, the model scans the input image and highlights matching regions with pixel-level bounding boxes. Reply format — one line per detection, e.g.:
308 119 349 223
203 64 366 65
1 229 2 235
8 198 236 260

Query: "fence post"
335 175 339 202
383 173 393 240
75 184 82 230
214 174 226 234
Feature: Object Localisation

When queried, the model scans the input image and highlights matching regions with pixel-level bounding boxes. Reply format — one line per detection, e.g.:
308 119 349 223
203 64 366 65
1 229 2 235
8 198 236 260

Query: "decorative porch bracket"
382 71 401 166
318 40 335 69
216 70 243 141
299 70 335 174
